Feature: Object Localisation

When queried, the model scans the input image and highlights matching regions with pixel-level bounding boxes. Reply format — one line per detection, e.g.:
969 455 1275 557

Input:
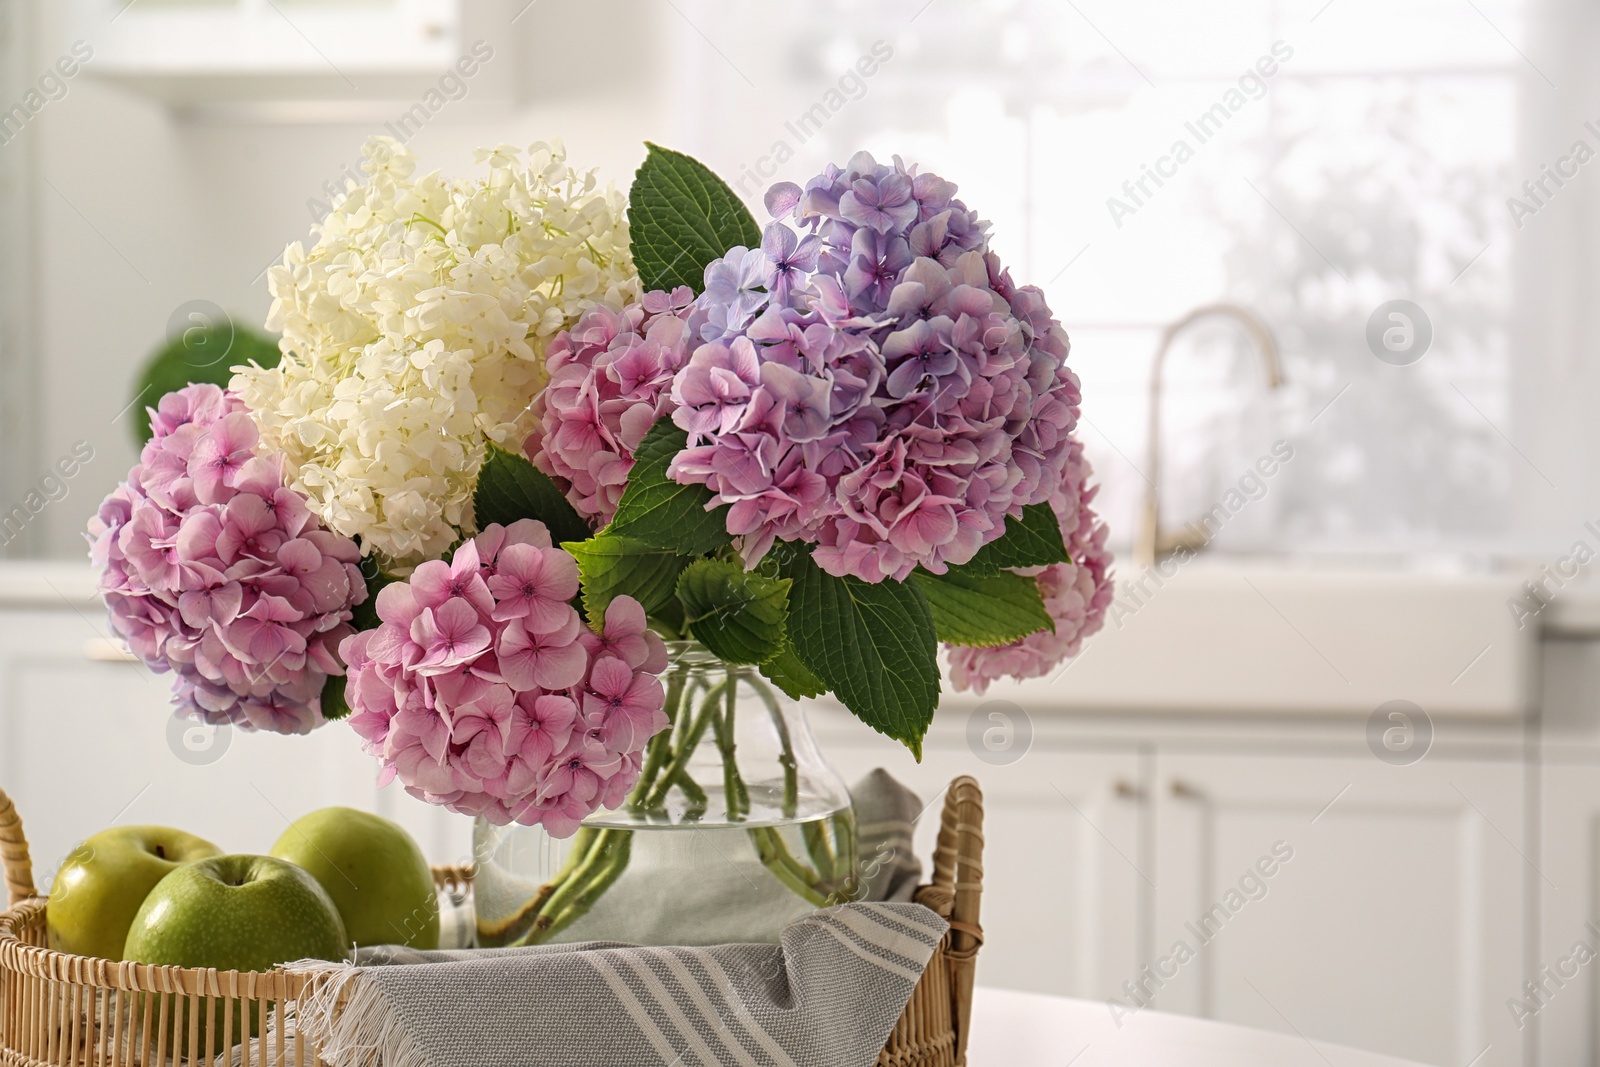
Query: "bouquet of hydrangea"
89 136 1112 848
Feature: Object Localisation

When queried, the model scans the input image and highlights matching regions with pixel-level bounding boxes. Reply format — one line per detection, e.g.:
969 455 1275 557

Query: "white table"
968 989 1437 1067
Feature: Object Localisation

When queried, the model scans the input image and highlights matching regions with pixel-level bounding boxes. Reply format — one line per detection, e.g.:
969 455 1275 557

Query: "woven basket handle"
929 775 983 1065
930 776 983 944
0 786 37 906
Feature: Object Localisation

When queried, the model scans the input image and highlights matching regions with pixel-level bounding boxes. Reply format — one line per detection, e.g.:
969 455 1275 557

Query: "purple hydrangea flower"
700 247 770 343
761 222 822 306
665 150 1089 583
86 384 367 734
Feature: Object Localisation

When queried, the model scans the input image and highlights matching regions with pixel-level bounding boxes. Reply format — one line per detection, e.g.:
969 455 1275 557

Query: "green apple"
47 825 222 960
269 807 438 949
124 855 348 1047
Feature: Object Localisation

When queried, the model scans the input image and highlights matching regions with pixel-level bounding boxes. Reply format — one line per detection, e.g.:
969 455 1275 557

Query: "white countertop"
970 988 1434 1067
960 560 1533 718
0 561 99 607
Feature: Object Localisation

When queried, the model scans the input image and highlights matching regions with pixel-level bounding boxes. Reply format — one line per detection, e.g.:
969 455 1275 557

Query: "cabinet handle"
1171 779 1203 800
1113 779 1145 800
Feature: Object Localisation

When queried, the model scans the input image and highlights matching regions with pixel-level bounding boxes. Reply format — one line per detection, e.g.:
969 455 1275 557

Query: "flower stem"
749 828 831 908
643 679 727 810
629 666 690 813
514 828 619 944
745 673 853 895
476 826 598 946
802 820 837 884
748 676 799 818
835 810 861 898
670 767 709 809
712 672 749 820
522 829 634 944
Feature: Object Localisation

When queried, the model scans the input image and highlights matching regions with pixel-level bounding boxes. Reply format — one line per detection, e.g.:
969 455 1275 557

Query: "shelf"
72 0 478 105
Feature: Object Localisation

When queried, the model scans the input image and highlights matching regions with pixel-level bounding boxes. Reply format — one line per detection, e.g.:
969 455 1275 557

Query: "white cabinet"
1150 749 1529 1067
816 706 1534 1066
1533 760 1600 1067
812 708 1147 1002
1530 638 1600 1067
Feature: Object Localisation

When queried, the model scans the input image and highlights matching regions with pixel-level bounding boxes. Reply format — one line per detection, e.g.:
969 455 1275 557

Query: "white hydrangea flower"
234 137 639 568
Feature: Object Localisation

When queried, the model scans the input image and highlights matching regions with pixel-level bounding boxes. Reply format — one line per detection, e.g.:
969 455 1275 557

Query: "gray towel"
850 768 925 904
291 902 947 1067
286 771 945 1067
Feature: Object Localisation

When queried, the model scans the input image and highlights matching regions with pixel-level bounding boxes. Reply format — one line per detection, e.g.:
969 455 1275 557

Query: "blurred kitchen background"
2 0 1598 1064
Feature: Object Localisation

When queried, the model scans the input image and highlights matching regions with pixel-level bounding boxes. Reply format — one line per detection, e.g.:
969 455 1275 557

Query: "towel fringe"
284 960 429 1067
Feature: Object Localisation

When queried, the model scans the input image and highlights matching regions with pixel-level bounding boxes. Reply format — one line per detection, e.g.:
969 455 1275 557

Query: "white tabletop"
968 988 1436 1067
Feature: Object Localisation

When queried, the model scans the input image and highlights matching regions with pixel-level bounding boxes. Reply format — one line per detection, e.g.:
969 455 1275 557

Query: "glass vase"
472 641 858 946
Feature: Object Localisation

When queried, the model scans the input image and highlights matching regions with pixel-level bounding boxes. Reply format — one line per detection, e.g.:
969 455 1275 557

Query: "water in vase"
475 791 857 947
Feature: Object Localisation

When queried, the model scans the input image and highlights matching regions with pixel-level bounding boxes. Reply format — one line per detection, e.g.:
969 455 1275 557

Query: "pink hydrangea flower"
339 520 668 836
946 439 1115 694
525 288 697 527
86 384 367 734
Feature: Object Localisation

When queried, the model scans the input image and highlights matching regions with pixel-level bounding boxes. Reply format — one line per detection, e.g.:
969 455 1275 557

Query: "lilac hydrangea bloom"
667 150 1084 583
340 521 669 836
86 384 367 734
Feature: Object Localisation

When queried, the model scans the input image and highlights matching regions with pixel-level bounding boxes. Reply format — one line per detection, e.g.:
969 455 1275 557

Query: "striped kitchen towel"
290 900 948 1067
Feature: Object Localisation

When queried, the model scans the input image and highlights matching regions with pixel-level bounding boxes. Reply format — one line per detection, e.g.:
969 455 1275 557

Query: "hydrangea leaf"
320 674 352 721
911 569 1054 648
777 546 939 758
629 143 761 294
953 503 1070 576
759 643 827 701
349 558 397 633
675 559 790 665
606 419 732 554
474 444 593 548
565 534 690 621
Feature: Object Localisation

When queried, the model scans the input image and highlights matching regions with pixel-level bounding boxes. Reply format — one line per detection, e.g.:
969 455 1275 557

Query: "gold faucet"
1134 304 1283 568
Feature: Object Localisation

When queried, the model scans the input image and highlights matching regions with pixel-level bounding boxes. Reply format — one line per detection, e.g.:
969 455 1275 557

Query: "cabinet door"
1532 760 1600 1067
1151 749 1528 1067
811 707 1147 1000
0 609 469 877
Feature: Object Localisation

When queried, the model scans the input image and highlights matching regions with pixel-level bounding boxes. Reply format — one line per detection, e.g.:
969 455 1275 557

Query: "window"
679 0 1538 556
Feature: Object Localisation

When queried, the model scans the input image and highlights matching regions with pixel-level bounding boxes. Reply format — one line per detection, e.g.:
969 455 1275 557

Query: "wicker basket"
0 778 983 1067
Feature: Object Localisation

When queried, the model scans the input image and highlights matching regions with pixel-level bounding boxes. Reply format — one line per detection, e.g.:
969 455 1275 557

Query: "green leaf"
912 569 1054 647
350 557 398 633
565 534 691 621
132 322 281 448
675 559 790 665
759 643 827 701
955 503 1070 576
628 142 761 294
607 419 732 554
777 547 939 757
649 593 687 636
320 674 352 721
474 443 593 548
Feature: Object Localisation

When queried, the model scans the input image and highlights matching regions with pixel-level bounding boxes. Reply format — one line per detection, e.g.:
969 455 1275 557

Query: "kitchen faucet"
1134 304 1283 567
